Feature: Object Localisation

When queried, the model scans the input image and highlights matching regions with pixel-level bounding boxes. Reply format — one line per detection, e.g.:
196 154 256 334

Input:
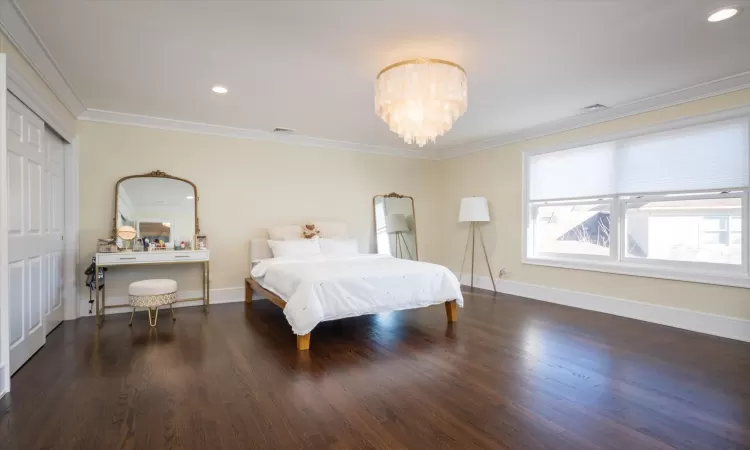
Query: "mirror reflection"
117 176 197 245
374 193 418 260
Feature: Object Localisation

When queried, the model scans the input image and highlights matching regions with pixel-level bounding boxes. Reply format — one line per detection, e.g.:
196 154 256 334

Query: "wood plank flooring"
1 289 749 449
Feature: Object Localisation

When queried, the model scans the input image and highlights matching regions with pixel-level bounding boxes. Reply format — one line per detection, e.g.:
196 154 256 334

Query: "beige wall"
0 31 76 133
78 121 440 300
79 90 750 321
437 88 750 320
4 18 747 324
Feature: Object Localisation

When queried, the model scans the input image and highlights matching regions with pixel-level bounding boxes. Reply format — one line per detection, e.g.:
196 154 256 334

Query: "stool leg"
170 303 176 321
129 308 135 326
148 307 159 327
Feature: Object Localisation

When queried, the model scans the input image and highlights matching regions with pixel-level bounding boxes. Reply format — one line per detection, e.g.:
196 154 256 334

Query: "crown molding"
6 0 749 162
0 0 85 117
437 70 750 160
79 109 432 159
6 62 75 142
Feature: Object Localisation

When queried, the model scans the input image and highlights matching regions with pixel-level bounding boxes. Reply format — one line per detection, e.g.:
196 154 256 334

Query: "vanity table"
95 169 209 326
94 249 210 325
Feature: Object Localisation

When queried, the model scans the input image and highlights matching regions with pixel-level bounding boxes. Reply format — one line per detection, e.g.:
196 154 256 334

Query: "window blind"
528 118 749 201
529 142 616 200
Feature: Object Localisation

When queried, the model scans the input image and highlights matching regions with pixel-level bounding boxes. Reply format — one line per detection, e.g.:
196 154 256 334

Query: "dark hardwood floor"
1 290 749 449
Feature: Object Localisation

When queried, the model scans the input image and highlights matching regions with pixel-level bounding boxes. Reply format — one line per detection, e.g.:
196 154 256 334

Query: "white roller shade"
616 119 748 194
529 142 616 200
528 118 749 201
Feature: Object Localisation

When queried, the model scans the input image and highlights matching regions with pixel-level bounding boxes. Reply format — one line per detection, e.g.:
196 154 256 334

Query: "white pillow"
267 225 302 241
268 238 321 258
319 238 359 256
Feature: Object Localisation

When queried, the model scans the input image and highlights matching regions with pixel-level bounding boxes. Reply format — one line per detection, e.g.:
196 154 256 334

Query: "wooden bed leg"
297 334 311 351
245 279 254 305
445 300 458 323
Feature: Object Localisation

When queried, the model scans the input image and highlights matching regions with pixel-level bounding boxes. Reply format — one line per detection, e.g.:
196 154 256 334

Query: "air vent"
582 104 608 113
273 127 295 134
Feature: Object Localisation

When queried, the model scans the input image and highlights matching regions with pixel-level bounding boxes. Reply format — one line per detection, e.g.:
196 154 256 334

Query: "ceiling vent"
582 104 608 113
272 127 295 134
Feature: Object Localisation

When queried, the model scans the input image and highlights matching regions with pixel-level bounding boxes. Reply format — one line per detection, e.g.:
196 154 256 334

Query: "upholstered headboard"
250 221 350 263
250 238 273 262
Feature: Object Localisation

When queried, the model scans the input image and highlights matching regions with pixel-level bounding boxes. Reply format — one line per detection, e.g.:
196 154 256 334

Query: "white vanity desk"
94 249 210 325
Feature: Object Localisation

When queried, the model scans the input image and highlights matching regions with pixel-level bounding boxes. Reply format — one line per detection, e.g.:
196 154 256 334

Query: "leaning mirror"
373 193 418 260
113 170 199 248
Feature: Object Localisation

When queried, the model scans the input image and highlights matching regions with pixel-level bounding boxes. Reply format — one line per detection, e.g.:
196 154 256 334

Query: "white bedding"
250 254 463 335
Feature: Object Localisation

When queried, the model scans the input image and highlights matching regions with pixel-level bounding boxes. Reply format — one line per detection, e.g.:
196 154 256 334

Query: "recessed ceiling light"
186 196 194 199
212 85 228 94
708 6 740 22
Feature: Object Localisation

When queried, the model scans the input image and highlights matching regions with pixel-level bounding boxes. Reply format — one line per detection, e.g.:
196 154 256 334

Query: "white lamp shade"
458 197 490 222
386 214 409 233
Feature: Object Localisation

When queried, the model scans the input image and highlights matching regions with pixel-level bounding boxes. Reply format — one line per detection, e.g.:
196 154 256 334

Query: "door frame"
0 55 80 396
0 53 9 397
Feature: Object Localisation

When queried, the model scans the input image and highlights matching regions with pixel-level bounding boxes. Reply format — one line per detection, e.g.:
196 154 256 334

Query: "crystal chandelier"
375 58 467 147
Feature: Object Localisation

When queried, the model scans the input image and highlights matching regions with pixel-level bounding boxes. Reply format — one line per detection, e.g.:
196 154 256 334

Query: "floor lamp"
458 197 496 292
386 213 413 259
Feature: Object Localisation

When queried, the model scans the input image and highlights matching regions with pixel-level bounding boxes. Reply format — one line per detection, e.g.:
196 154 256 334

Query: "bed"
245 237 463 350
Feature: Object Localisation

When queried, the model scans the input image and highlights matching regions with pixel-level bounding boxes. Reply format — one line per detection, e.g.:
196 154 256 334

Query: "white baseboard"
77 286 245 318
459 273 750 343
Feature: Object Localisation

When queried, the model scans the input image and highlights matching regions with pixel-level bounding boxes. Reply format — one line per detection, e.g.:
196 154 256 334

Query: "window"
623 195 742 266
532 201 611 258
524 115 750 287
373 198 392 256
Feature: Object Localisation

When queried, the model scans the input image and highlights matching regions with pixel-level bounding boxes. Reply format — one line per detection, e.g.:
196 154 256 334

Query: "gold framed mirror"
112 170 200 244
373 192 418 260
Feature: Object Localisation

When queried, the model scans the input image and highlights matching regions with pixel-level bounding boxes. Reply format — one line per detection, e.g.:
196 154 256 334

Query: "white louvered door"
7 93 54 374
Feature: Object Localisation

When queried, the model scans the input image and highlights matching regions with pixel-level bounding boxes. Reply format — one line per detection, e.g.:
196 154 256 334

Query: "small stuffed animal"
302 224 320 239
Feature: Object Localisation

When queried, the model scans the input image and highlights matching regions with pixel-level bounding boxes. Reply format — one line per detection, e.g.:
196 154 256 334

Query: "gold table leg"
203 260 210 312
102 271 106 321
95 263 101 326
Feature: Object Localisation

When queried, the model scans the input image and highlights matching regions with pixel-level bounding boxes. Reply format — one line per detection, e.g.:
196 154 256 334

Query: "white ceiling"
14 0 750 153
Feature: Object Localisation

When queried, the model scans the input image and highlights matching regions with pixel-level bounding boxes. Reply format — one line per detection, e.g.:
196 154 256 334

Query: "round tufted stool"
128 279 178 327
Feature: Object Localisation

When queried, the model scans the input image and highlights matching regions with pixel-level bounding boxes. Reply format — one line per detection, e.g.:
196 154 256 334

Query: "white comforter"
250 254 463 335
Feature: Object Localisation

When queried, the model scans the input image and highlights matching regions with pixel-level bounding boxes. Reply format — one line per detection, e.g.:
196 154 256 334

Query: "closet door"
7 93 47 374
44 128 65 335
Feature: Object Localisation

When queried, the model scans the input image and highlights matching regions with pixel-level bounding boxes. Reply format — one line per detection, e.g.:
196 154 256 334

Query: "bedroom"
0 0 749 448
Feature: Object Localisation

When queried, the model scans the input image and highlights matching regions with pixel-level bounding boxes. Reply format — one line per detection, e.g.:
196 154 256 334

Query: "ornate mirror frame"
112 170 200 238
372 192 418 260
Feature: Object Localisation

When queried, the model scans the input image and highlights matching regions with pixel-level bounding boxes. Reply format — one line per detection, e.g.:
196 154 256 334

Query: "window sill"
522 256 750 289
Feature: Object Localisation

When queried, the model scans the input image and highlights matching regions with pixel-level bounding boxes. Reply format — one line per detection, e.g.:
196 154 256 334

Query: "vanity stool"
128 279 178 327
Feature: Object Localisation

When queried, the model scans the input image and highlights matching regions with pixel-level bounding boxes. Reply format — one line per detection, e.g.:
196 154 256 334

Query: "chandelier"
375 58 467 147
